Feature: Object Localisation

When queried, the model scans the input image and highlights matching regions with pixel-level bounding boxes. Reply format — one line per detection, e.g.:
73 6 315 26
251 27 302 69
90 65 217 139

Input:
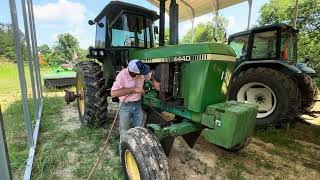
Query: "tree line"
0 22 86 65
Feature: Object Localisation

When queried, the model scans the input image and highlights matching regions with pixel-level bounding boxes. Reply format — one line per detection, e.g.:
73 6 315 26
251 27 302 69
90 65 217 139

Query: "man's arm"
110 87 143 98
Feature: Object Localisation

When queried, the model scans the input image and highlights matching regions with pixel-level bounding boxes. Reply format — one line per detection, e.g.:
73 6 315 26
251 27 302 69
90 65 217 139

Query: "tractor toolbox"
203 101 257 149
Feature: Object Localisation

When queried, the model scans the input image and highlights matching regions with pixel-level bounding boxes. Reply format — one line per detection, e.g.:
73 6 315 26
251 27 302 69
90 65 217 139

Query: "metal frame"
5 0 43 180
169 0 179 45
159 0 166 46
0 106 12 180
293 0 299 29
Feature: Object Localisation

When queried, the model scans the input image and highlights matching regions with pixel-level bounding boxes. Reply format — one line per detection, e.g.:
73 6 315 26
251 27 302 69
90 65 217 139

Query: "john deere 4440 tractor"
64 1 258 179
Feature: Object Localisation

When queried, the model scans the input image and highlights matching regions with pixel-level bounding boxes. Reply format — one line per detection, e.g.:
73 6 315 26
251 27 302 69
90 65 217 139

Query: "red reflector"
283 44 288 61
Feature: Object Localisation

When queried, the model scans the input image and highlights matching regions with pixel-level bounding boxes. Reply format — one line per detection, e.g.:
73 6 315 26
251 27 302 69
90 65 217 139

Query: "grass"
227 162 246 180
0 62 36 178
254 128 304 153
31 98 123 179
0 62 123 179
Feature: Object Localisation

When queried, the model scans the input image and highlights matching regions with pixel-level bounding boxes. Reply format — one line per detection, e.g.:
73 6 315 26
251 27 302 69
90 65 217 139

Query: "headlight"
99 51 104 56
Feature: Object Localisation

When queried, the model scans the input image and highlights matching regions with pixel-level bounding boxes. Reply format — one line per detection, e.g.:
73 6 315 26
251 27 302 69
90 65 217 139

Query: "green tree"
38 44 51 64
164 29 170 45
258 0 320 71
38 44 51 55
181 16 228 44
53 33 80 63
0 23 27 62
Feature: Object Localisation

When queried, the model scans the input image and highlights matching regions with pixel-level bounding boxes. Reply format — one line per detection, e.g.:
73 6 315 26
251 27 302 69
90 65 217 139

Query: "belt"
122 100 142 104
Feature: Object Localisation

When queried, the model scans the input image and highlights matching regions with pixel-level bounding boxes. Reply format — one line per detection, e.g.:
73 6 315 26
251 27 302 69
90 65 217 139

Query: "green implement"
43 66 76 88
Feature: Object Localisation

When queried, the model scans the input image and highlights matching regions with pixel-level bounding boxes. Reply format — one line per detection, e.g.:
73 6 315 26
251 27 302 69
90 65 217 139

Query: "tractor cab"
228 23 298 64
87 1 159 59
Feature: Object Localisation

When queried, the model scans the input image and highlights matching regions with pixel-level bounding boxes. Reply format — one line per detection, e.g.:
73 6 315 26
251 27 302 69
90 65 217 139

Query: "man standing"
111 59 151 141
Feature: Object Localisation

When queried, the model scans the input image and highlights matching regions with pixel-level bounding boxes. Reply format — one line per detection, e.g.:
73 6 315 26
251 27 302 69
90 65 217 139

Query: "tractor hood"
132 43 236 61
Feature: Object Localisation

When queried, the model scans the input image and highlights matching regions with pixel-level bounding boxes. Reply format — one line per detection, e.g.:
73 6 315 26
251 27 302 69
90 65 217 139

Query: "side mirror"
88 20 95 25
154 26 159 34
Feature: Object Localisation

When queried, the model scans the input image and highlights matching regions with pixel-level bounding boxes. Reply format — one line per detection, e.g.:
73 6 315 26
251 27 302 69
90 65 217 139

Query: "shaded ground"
168 95 320 180
35 94 319 180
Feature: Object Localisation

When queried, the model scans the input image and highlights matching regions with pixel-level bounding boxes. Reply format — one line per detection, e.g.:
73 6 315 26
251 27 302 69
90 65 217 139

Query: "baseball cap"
128 59 150 75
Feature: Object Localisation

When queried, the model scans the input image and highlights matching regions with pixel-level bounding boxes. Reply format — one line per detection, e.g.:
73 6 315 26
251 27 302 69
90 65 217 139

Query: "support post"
21 0 38 122
211 0 219 41
293 0 299 29
9 0 34 147
169 0 178 45
0 106 12 180
28 0 43 99
247 0 252 30
159 0 166 46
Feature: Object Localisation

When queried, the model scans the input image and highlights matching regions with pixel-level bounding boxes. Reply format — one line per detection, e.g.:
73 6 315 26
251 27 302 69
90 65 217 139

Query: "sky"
0 0 268 48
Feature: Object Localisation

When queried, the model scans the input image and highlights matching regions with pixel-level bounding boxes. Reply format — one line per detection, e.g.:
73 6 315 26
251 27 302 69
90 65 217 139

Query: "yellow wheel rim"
76 73 85 116
125 150 141 180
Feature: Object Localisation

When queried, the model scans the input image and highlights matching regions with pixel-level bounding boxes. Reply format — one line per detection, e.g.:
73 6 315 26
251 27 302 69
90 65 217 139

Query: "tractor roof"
147 0 247 22
229 23 299 39
95 1 159 22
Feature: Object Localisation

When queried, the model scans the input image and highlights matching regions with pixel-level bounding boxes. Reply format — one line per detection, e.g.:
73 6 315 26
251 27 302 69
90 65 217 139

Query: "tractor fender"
233 60 302 80
296 62 316 77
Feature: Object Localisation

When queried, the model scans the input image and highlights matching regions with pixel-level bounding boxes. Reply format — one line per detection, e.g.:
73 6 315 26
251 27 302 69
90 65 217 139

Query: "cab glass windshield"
110 13 155 48
252 31 277 59
229 35 249 59
281 32 297 61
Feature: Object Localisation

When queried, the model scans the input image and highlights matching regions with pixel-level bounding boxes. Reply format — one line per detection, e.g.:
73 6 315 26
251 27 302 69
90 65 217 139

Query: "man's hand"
133 87 144 94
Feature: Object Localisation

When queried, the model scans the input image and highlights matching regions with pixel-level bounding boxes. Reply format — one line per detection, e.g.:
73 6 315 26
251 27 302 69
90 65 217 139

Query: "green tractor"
64 1 258 179
228 24 318 127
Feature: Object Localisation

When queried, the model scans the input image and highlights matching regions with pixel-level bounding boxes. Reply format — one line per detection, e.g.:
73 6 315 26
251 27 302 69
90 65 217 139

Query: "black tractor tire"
76 61 108 127
229 67 301 127
120 127 170 180
297 74 318 112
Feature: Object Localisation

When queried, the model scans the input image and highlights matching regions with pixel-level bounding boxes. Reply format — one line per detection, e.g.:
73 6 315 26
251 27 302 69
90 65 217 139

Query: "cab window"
111 14 145 47
281 32 297 61
95 16 106 48
229 35 249 59
252 31 277 59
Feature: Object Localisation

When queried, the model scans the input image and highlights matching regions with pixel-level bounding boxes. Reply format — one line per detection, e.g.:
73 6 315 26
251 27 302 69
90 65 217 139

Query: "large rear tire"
76 61 108 127
120 127 170 180
298 74 318 112
229 67 301 127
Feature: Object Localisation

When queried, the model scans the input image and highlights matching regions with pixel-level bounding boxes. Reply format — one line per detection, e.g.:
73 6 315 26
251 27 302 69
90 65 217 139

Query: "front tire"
297 74 318 112
76 61 108 127
230 67 301 127
121 127 170 180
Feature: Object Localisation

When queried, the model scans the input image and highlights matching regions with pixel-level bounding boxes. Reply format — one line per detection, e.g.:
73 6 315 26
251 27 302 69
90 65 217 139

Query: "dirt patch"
168 96 320 179
68 151 79 165
168 134 320 179
55 167 73 179
60 102 80 131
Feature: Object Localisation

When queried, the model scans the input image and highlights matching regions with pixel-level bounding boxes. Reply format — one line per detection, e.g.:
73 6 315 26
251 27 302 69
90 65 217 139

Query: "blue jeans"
119 101 144 141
